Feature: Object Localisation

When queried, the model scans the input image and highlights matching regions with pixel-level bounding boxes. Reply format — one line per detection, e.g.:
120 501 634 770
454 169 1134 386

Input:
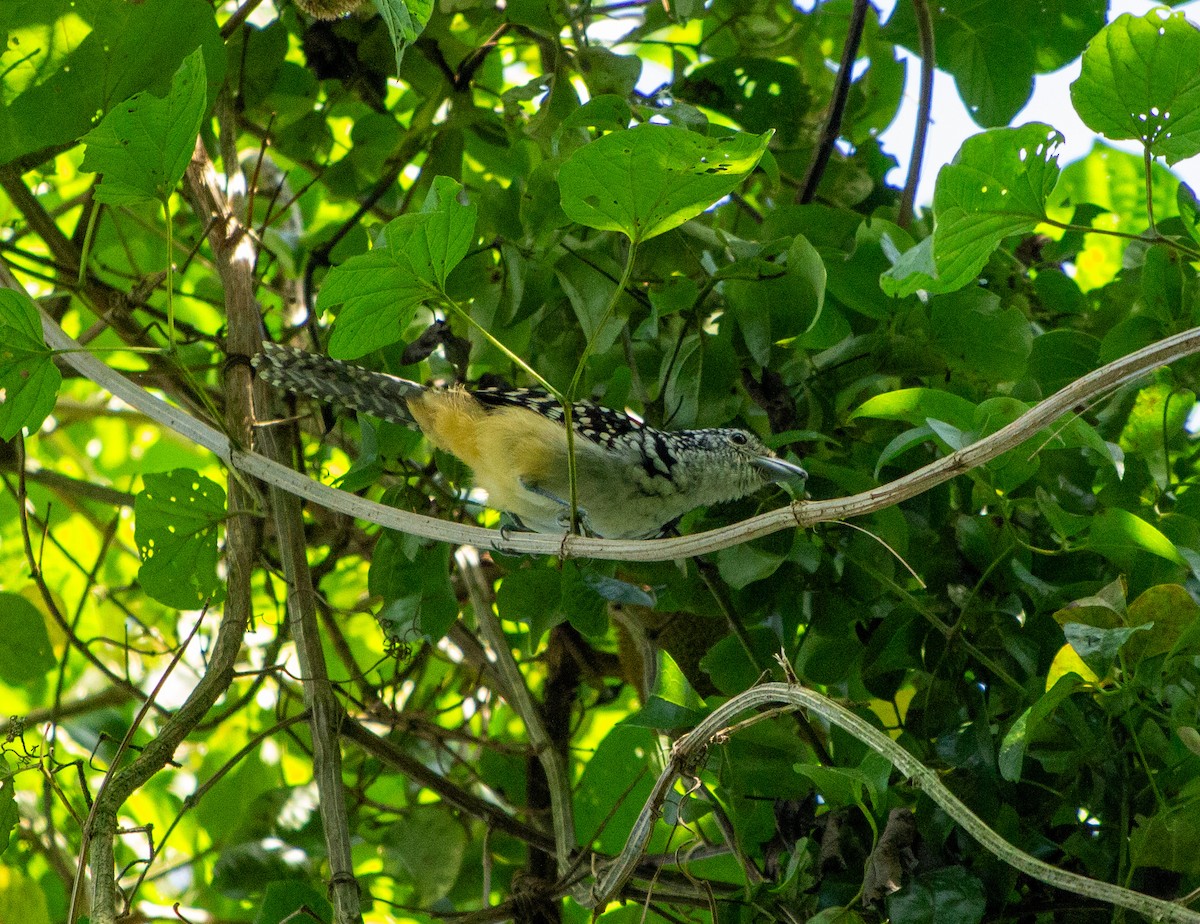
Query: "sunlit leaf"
371 0 433 73
1086 507 1187 569
883 124 1063 296
80 47 208 205
0 0 223 165
0 592 54 685
1071 9 1200 164
134 469 226 609
0 290 61 440
851 388 976 430
321 176 477 358
558 123 772 243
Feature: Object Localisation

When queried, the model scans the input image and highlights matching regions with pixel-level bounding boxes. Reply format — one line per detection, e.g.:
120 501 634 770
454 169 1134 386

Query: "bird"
252 343 807 539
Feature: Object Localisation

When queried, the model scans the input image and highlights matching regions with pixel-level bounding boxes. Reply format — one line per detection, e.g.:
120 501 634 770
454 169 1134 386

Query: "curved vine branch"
593 681 1200 924
32 304 1200 562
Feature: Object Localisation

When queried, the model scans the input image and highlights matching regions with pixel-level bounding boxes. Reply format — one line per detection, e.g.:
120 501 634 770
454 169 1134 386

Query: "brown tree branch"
185 134 365 924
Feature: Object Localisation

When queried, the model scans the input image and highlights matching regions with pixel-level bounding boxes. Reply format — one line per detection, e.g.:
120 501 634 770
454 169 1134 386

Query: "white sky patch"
877 0 1200 207
599 0 1200 209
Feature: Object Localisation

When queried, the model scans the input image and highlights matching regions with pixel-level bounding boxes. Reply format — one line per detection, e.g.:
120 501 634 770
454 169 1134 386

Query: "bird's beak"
753 455 808 483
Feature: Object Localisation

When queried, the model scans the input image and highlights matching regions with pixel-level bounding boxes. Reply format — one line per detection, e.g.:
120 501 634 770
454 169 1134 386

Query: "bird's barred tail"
253 343 422 426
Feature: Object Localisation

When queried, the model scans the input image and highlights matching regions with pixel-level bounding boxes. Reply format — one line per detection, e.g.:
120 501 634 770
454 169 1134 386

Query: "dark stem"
798 0 870 204
899 0 935 228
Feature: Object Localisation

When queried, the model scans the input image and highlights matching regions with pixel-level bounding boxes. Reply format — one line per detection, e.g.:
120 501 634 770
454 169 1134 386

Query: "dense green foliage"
3 1 1200 922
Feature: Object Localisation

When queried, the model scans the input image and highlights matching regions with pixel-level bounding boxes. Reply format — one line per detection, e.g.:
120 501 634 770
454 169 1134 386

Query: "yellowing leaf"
1047 643 1099 690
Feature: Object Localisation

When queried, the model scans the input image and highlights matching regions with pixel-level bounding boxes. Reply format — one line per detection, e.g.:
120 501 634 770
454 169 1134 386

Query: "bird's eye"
730 432 748 446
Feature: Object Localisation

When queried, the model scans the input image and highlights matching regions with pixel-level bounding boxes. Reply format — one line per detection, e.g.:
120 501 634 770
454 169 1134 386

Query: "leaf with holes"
1071 9 1200 164
371 0 433 74
558 123 772 244
882 123 1063 295
135 469 226 609
80 47 208 205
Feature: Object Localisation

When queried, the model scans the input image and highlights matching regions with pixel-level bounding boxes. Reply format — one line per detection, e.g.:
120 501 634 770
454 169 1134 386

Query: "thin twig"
799 0 870 204
592 682 1200 924
898 0 935 228
73 612 209 924
455 548 581 887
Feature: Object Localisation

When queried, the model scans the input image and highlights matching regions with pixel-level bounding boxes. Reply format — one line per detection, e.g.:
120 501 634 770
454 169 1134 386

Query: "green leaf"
874 425 935 478
1070 9 1200 164
851 388 976 430
1062 622 1149 677
716 541 787 589
929 289 1032 383
558 123 772 243
725 234 826 364
80 47 208 205
134 469 226 609
254 882 332 924
560 560 608 638
418 173 479 289
1036 488 1091 541
0 592 55 685
0 0 224 166
700 631 769 695
371 0 433 74
0 862 51 924
677 58 809 143
496 567 566 641
807 910 868 924
886 867 986 924
973 397 1040 493
371 538 458 641
1130 799 1200 875
1086 507 1187 570
794 764 876 810
0 755 17 857
1056 143 1179 291
1027 329 1099 394
321 176 477 358
1179 182 1200 247
560 94 634 134
494 562 606 642
576 47 642 99
999 673 1086 782
584 573 655 607
884 124 1063 296
1052 578 1128 629
940 22 1035 127
1119 383 1195 456
0 290 61 440
885 0 1103 128
389 806 466 903
574 725 661 852
1125 583 1200 662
